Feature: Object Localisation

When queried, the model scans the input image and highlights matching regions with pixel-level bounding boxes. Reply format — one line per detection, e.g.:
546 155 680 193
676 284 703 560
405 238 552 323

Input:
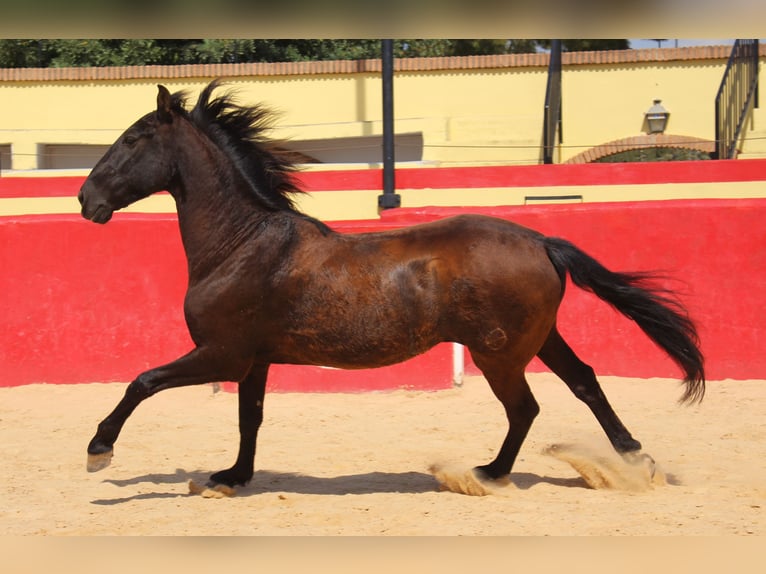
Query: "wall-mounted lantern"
644 99 670 134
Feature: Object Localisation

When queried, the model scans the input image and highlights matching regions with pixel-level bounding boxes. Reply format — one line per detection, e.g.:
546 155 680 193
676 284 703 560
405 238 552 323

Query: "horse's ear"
156 84 173 123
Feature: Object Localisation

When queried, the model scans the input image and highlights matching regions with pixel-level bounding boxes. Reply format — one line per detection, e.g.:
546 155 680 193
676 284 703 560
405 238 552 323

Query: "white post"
452 342 464 387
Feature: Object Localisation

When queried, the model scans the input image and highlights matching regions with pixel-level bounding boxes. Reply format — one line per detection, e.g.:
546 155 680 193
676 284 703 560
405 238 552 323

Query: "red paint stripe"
4 158 766 198
293 159 766 190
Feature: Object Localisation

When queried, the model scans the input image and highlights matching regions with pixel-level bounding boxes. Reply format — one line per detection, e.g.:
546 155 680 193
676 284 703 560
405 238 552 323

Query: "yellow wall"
2 47 765 221
3 47 762 173
0 69 549 169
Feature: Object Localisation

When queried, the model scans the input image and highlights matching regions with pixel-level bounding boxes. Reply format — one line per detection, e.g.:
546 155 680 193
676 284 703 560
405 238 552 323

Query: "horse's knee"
129 372 156 398
570 383 593 401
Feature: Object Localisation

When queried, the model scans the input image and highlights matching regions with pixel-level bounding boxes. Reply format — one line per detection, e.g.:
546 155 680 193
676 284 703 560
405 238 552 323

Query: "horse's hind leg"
536 327 641 453
208 364 269 488
471 353 540 481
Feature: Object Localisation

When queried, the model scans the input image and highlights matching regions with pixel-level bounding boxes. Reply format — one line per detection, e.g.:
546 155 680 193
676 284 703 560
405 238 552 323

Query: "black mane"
173 80 304 212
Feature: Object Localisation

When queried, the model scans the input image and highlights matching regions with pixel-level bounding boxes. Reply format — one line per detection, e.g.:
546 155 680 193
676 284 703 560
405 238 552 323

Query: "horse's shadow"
510 472 589 490
90 467 590 505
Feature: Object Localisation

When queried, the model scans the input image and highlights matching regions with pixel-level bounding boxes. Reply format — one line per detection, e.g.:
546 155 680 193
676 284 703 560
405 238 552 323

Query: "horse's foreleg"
208 364 269 488
536 327 642 453
87 347 247 472
471 354 540 481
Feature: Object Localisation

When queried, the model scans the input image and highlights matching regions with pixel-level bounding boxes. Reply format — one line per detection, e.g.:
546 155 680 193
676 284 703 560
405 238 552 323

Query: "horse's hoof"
620 450 667 485
429 463 512 496
621 451 656 478
87 450 113 472
208 469 252 488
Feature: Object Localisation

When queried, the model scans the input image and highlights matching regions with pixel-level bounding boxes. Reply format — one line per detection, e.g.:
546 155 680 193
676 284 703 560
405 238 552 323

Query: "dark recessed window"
39 144 111 169
0 144 10 170
279 133 424 164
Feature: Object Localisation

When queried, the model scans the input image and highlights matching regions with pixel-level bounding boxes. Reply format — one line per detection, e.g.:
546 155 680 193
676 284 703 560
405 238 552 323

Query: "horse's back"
343 212 543 244
356 213 556 286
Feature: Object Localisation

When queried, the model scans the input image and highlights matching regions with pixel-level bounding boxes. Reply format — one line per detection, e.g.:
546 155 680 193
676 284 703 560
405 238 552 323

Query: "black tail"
543 236 705 404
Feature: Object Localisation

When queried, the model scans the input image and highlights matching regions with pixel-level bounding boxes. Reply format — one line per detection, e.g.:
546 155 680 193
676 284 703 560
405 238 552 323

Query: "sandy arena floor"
1 373 764 536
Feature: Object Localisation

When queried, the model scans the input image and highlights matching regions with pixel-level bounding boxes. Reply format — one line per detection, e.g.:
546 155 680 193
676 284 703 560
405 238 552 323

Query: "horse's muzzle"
78 184 114 224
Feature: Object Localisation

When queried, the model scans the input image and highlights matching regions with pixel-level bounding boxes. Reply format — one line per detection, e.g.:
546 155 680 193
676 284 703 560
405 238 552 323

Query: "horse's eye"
123 134 138 146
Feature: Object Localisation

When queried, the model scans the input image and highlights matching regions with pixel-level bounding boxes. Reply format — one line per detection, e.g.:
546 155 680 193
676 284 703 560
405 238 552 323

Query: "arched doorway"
565 134 715 164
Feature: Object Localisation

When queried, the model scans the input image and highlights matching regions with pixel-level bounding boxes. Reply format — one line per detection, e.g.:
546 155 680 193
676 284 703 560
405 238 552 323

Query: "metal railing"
714 39 760 159
543 40 563 164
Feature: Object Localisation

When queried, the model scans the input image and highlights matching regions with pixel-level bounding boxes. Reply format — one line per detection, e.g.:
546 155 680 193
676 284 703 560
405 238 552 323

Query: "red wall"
3 198 765 389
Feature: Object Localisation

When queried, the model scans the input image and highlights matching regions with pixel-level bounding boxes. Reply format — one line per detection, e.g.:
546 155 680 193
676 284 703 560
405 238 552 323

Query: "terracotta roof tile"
0 44 761 82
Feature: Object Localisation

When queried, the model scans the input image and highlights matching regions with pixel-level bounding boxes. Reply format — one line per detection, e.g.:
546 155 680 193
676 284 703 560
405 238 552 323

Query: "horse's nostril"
77 189 84 206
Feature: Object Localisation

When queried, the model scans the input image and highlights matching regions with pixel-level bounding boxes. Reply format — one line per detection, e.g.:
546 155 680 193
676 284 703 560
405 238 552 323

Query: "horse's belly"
270 322 442 370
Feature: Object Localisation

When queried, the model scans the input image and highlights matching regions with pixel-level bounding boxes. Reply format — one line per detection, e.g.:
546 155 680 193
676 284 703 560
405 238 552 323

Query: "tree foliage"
0 39 630 68
595 147 711 162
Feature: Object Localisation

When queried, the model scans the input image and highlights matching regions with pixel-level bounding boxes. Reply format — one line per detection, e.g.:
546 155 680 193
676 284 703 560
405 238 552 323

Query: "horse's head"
78 85 180 224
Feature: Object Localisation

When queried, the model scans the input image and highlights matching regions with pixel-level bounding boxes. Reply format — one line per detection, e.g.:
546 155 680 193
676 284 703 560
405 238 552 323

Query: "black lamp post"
378 39 401 210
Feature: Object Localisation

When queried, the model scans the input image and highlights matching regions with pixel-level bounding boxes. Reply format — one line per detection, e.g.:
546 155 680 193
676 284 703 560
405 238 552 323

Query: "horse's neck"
169 126 271 278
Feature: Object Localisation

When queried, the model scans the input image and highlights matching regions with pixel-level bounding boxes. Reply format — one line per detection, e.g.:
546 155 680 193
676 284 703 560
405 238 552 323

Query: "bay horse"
78 81 704 490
